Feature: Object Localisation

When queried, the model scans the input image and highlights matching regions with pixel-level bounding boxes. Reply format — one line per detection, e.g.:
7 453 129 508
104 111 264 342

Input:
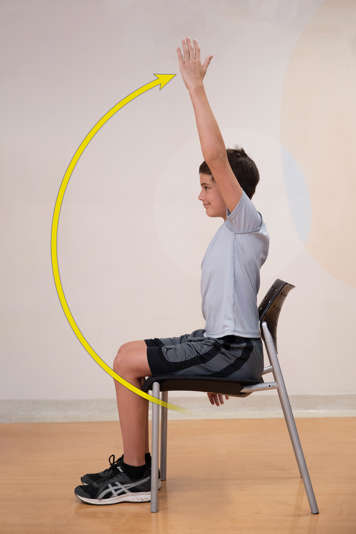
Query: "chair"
142 279 319 514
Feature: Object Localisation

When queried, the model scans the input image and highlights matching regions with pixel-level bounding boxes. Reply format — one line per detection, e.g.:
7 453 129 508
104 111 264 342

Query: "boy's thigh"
147 329 204 347
119 328 205 355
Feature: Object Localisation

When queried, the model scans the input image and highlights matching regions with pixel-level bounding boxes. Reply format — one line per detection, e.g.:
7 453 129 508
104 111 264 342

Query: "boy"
74 37 269 505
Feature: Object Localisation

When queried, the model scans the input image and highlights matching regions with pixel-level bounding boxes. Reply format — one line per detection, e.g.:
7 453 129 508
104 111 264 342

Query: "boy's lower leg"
140 377 150 456
113 374 149 465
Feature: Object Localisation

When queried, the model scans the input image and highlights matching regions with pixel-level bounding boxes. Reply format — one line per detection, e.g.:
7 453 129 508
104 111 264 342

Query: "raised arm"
177 37 243 212
177 37 224 161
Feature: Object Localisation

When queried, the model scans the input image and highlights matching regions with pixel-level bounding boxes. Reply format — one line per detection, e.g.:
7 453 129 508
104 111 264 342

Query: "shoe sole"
75 490 151 505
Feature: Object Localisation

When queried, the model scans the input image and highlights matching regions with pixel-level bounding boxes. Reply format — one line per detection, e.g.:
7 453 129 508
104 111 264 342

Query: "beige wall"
1 0 355 403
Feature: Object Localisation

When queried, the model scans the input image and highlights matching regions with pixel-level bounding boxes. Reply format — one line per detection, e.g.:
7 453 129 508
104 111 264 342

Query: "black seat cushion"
141 375 264 394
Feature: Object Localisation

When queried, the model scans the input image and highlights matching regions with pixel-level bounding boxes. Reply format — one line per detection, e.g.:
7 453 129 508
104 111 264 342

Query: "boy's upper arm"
206 154 243 213
206 154 262 234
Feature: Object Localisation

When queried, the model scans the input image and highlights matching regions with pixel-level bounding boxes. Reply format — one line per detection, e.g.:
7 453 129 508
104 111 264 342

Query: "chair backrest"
258 278 295 352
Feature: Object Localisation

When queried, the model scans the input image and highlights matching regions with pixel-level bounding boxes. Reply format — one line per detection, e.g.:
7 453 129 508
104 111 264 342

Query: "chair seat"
141 375 264 395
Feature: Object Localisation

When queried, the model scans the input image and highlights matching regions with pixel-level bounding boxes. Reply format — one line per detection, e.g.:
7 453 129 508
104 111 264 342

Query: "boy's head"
198 146 260 220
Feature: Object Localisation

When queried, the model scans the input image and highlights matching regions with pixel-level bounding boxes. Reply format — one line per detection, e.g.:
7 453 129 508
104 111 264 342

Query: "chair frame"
144 279 320 514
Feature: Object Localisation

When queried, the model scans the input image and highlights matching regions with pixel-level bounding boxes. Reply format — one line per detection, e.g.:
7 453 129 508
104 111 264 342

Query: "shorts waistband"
217 334 261 342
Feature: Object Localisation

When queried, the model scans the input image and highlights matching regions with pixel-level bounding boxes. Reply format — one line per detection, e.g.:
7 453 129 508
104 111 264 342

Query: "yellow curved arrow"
51 73 191 414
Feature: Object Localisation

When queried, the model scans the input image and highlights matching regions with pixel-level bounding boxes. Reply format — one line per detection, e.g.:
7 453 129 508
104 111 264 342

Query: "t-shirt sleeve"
225 189 262 234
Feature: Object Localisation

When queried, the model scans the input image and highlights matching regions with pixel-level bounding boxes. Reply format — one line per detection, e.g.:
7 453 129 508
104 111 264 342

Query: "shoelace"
105 453 154 476
103 454 122 476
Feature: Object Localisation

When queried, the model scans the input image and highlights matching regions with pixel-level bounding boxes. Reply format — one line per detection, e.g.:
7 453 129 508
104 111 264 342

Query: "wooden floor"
1 417 355 533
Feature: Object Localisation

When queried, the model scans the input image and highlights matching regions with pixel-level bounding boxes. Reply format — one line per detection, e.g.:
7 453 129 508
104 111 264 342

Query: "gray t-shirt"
201 190 269 339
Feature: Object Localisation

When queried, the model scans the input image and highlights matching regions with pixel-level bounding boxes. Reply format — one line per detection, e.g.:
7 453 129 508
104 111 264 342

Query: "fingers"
207 392 229 406
207 392 217 406
186 37 194 60
176 46 183 63
212 395 218 406
182 37 199 62
213 393 223 406
193 39 200 62
182 38 189 62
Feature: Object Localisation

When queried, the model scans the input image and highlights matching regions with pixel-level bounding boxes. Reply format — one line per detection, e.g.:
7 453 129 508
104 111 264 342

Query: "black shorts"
144 328 264 383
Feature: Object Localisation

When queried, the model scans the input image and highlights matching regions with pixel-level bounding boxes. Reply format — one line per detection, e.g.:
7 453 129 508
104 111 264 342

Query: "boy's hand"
177 37 213 92
207 392 229 406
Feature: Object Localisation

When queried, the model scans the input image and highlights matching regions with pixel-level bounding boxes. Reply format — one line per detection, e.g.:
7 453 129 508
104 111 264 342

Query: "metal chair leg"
160 390 168 481
151 381 160 513
261 322 319 514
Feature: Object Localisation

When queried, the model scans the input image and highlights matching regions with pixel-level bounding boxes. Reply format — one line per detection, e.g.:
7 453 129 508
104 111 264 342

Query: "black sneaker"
75 463 151 505
81 454 161 489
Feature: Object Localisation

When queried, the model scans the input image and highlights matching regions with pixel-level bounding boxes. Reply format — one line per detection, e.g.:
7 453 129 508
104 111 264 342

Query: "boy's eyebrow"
200 182 210 186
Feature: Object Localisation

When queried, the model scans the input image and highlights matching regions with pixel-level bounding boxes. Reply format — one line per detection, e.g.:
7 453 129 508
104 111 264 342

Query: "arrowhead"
153 73 176 89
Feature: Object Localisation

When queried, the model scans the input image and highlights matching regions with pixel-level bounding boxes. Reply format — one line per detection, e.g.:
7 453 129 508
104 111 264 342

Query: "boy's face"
198 173 227 220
